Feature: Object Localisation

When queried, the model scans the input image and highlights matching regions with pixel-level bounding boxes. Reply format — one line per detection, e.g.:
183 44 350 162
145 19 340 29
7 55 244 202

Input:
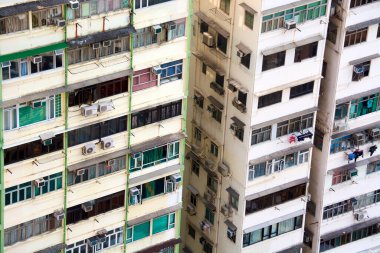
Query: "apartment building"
306 0 380 252
182 0 330 253
0 0 189 253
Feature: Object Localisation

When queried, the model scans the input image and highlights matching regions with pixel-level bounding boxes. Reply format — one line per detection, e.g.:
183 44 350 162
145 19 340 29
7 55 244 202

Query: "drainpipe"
0 52 4 253
123 1 134 252
62 4 69 252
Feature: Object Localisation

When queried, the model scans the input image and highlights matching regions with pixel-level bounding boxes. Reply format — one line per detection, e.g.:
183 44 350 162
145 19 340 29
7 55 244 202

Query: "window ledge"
2 67 64 85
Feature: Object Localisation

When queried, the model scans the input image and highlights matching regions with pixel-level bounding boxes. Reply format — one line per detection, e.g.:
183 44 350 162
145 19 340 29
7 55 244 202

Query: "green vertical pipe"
62 4 69 252
123 1 134 252
0 58 4 253
175 0 193 252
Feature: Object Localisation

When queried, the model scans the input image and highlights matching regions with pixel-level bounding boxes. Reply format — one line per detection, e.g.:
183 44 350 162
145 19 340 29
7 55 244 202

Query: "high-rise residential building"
0 0 189 253
182 0 331 253
306 0 380 252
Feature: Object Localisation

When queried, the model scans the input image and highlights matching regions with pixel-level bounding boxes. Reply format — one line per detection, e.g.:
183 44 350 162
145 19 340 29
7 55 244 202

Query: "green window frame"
34 172 63 197
349 93 380 119
244 11 254 29
133 221 151 242
152 212 175 234
205 207 215 224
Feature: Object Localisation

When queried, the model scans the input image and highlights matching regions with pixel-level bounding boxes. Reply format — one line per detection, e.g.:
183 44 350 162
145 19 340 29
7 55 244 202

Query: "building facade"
0 0 190 252
307 0 380 252
182 0 330 253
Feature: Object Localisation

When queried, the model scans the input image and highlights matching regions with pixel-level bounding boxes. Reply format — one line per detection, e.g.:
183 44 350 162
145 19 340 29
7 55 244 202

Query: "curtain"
152 214 168 234
278 218 295 235
133 221 150 241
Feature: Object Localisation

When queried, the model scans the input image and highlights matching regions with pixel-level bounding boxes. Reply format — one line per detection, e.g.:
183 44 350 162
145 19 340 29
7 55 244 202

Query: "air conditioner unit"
82 143 96 155
129 187 140 205
100 137 114 150
170 173 181 183
32 56 42 64
34 178 46 188
204 192 213 203
202 32 214 47
55 19 66 27
349 168 358 178
236 50 245 58
76 169 86 176
102 41 111 47
98 101 114 113
227 227 236 239
307 193 312 202
129 187 140 196
81 201 94 212
353 65 364 74
92 43 101 50
354 210 368 221
54 49 64 56
151 25 162 34
221 204 232 217
1 61 10 68
218 163 230 177
194 94 204 104
369 128 380 138
353 133 365 145
230 123 238 132
166 180 174 192
207 104 216 113
200 220 211 231
187 204 196 215
54 209 65 221
166 22 177 30
106 159 115 167
42 138 53 146
29 100 43 108
285 20 297 30
132 152 141 159
69 0 80 9
81 105 98 117
205 159 215 170
96 229 107 243
151 66 162 75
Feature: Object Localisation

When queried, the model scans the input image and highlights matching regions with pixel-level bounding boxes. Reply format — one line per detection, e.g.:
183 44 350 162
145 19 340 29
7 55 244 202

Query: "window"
331 169 351 185
135 0 172 9
69 77 128 107
251 126 272 145
4 134 63 165
211 107 222 122
248 163 266 181
348 93 380 119
160 59 183 84
231 122 244 141
190 193 197 206
130 141 179 172
5 182 32 206
241 53 251 68
5 213 62 246
217 34 228 54
350 0 379 8
378 24 380 38
68 37 129 65
261 0 327 33
258 91 282 108
243 215 303 247
294 42 318 62
194 127 202 142
205 207 215 224
330 135 353 154
334 103 348 120
210 142 218 157
207 174 218 192
192 160 200 176
344 28 368 47
276 113 314 137
67 191 124 224
244 11 254 29
219 0 231 15
68 116 127 147
32 6 62 28
131 100 182 128
323 199 352 219
202 63 207 74
166 20 186 41
320 224 380 252
262 51 286 71
128 221 150 243
4 95 60 131
134 27 158 48
188 225 196 239
0 13 29 35
245 184 306 214
133 68 158 92
352 61 370 81
367 161 380 174
68 156 126 186
2 51 63 81
203 242 213 253
194 93 204 108
152 213 175 234
67 0 129 19
229 192 239 210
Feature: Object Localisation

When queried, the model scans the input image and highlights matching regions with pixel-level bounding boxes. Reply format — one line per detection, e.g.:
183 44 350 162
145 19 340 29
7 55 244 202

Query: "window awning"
262 34 324 56
231 116 246 127
0 0 68 18
224 220 237 231
39 132 55 141
239 3 257 15
249 142 313 165
129 164 181 186
68 24 136 48
346 17 380 32
321 216 380 241
236 42 252 55
349 54 380 66
130 132 186 154
226 187 239 199
186 185 199 195
207 96 224 110
245 177 308 201
243 209 305 234
136 238 181 253
34 243 66 253
128 203 181 227
192 51 225 75
194 11 230 38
